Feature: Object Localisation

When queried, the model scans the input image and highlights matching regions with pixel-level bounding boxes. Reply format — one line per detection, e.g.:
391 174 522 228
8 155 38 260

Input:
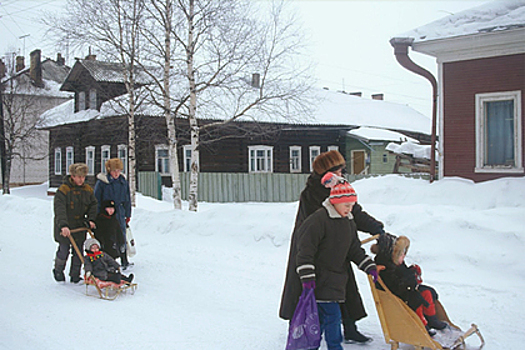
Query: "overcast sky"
0 0 490 117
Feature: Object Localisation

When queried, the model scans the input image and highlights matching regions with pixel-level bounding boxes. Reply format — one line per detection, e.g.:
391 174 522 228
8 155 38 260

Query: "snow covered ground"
1 175 524 350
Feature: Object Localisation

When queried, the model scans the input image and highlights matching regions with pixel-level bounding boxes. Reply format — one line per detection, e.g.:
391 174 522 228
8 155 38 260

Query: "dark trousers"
104 272 123 284
318 302 343 350
55 235 85 277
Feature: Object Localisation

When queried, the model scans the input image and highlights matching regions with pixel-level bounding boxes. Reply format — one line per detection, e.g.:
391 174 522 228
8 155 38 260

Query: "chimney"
0 59 5 79
16 56 25 72
30 49 44 88
85 54 97 60
251 73 260 88
56 53 65 66
372 93 384 100
349 91 362 97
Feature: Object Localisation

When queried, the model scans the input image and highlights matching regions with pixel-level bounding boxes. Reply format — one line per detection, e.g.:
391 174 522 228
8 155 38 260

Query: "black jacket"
295 202 376 302
279 174 384 319
375 255 428 311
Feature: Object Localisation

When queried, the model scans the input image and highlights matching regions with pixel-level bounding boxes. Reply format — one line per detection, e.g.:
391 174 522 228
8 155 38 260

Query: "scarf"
86 251 104 262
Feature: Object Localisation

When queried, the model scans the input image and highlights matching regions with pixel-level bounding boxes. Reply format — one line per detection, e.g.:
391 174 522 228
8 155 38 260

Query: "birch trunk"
187 0 199 212
164 0 182 209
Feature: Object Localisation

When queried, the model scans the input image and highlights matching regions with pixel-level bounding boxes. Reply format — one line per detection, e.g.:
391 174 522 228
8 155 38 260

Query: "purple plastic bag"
285 288 321 350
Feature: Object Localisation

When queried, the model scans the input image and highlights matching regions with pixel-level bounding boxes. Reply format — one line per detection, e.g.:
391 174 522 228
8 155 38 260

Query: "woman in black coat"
279 150 385 343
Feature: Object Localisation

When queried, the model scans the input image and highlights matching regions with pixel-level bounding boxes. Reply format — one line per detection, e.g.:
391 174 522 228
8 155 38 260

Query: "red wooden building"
392 1 525 182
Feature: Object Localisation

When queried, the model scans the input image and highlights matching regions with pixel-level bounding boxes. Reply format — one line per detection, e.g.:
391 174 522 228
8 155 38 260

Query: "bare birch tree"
168 0 313 211
45 0 147 206
138 0 183 209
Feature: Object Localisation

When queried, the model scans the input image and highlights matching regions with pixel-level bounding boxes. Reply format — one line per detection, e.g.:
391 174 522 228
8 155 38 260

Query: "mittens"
302 281 316 290
368 268 378 283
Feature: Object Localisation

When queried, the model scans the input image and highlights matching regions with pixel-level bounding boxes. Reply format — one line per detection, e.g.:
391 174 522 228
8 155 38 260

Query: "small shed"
346 127 419 175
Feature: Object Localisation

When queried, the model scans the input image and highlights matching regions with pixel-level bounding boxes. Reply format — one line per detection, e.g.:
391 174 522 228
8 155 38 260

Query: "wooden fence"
137 172 430 203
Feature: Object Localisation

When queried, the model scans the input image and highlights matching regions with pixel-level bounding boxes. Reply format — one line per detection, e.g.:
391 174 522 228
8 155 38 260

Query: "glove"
86 271 92 279
410 264 423 284
302 281 316 290
125 217 131 225
368 268 378 283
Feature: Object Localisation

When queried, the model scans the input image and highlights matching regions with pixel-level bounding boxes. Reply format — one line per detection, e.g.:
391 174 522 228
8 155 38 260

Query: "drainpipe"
389 37 437 182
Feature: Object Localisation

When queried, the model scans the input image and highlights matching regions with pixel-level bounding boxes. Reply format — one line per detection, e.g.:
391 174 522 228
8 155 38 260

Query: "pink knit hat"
321 172 357 204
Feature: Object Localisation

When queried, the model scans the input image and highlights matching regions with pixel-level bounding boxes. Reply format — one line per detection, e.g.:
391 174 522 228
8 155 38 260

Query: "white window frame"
475 91 523 173
155 145 170 175
54 148 62 175
248 145 273 173
86 146 95 176
118 145 128 175
89 89 97 110
65 146 74 171
184 144 192 172
101 145 111 174
78 91 86 111
289 146 302 173
309 146 321 173
327 145 339 152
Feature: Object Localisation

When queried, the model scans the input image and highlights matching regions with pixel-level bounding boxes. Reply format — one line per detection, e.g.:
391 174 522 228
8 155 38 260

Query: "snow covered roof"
310 89 430 134
397 0 525 43
61 59 152 91
386 141 434 160
2 58 72 98
41 87 431 134
348 127 419 143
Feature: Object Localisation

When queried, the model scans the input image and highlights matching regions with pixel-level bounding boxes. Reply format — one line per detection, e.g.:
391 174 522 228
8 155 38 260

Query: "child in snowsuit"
371 234 447 335
84 238 134 284
94 200 124 260
294 172 378 350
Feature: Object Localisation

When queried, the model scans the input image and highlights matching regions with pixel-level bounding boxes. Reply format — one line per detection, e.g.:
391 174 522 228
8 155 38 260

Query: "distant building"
0 49 72 184
42 57 431 189
391 1 525 182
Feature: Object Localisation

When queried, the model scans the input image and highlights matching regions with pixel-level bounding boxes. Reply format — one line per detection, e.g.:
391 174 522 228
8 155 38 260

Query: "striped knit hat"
321 171 357 204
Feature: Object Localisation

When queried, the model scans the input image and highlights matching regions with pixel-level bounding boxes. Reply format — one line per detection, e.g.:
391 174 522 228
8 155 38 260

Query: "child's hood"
100 200 116 214
371 234 410 266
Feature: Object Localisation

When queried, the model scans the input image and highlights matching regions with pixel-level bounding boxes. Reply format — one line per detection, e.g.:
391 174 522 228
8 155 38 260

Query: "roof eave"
411 27 525 62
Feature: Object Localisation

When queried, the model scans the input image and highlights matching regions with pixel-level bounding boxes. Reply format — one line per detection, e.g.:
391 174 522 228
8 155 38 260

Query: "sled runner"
84 275 137 301
367 267 485 350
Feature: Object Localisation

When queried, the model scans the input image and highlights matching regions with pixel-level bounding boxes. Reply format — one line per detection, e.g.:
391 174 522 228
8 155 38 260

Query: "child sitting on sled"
84 238 134 284
371 234 447 335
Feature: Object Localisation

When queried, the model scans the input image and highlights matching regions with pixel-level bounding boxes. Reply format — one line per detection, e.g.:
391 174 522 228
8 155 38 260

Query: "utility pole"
19 34 30 58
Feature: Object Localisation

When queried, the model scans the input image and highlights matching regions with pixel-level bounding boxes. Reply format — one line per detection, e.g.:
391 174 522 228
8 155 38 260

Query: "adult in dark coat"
53 163 98 283
279 150 385 343
94 158 132 268
94 200 123 259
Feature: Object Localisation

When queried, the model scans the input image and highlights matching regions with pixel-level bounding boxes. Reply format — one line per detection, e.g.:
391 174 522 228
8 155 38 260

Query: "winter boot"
122 274 134 283
425 325 437 336
69 256 83 284
120 251 133 270
426 315 447 330
343 321 372 344
53 258 67 282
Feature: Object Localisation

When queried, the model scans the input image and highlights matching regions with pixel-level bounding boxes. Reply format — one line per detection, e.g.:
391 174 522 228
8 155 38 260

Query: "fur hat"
371 234 410 265
321 171 357 204
312 150 345 175
105 158 123 172
69 163 88 177
392 236 410 263
84 237 101 252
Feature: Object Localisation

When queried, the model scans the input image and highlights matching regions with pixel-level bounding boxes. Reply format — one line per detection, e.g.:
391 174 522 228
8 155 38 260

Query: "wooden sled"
368 269 485 350
85 275 137 301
